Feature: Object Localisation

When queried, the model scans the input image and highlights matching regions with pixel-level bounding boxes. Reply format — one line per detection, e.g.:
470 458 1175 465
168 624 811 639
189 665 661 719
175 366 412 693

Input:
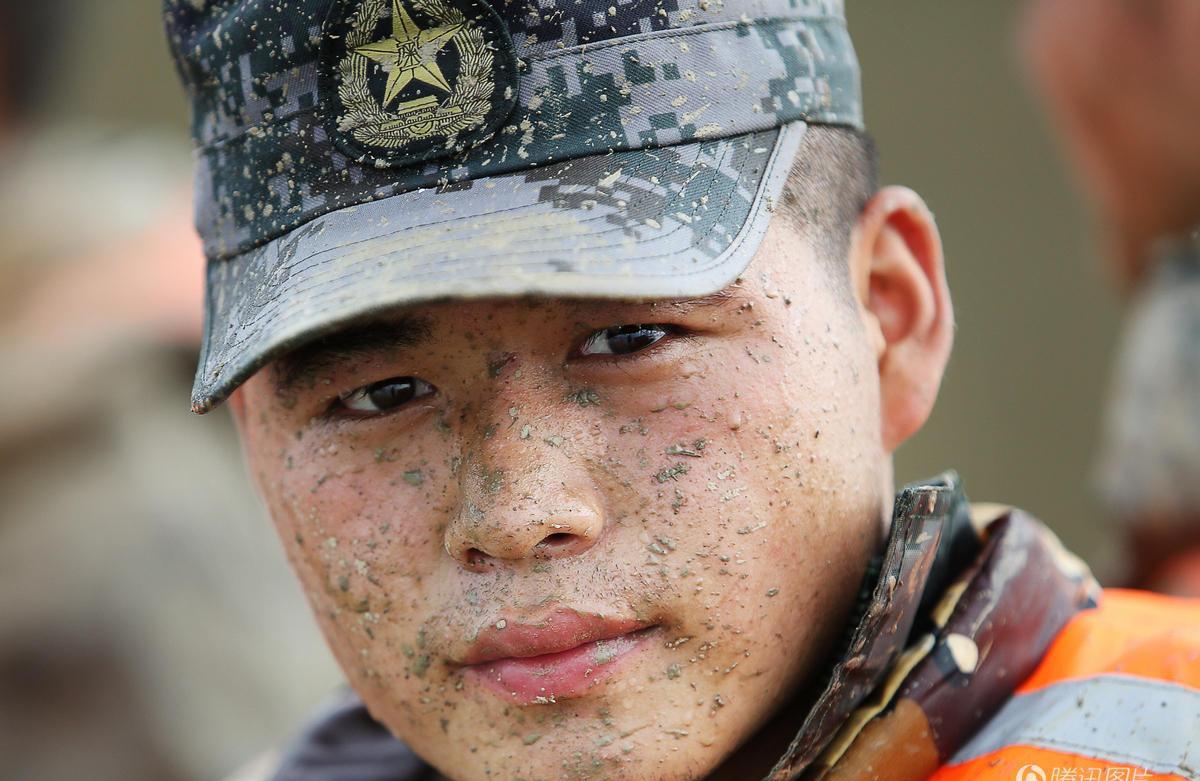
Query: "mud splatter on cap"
165 0 862 411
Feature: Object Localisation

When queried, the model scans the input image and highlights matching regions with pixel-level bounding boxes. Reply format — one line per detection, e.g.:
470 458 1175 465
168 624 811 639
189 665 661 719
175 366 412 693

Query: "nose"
445 495 604 570
443 448 605 571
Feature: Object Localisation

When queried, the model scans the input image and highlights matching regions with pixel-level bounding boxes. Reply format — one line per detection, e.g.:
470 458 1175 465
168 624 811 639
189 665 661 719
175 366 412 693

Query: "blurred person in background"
1022 0 1200 596
0 2 341 780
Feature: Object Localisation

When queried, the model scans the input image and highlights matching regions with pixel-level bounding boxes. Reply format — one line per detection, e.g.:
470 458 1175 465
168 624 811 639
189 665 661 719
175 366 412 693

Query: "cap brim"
192 122 806 412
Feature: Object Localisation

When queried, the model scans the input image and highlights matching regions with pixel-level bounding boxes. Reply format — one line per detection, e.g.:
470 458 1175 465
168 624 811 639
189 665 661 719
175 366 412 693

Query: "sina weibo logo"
319 0 519 168
1016 765 1048 781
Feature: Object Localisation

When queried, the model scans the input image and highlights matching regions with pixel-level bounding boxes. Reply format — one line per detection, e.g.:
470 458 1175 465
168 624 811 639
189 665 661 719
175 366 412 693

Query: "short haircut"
778 125 879 289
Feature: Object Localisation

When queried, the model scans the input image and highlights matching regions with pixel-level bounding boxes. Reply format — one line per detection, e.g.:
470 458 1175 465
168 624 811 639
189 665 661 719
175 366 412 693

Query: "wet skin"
232 201 950 780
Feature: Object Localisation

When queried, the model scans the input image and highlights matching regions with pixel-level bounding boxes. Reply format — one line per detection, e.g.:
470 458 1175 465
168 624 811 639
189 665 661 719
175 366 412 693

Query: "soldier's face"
233 219 892 780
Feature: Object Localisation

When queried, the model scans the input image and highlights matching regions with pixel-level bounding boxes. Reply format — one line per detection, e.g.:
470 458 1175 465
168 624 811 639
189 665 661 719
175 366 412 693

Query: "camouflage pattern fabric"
166 0 860 260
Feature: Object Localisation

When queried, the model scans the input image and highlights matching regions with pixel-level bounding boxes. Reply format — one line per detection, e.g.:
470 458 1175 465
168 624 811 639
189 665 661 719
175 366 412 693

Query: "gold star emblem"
353 0 463 107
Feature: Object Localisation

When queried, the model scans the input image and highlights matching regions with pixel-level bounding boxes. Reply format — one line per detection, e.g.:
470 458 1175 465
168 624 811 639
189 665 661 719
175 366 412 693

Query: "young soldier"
164 0 1200 778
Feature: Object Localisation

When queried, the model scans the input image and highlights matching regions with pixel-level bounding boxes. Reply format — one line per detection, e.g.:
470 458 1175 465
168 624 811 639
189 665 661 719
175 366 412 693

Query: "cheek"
592 338 877 693
247 418 456 671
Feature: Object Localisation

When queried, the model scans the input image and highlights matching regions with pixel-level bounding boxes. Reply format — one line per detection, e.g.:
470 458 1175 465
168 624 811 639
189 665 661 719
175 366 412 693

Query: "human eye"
574 324 681 358
333 376 437 417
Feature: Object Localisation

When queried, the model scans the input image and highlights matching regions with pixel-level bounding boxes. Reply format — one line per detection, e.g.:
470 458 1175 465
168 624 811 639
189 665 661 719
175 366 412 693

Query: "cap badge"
320 0 519 168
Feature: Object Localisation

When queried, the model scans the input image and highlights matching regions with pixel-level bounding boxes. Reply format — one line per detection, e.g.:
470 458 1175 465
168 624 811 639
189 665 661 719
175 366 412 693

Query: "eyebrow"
650 286 743 313
270 286 743 395
273 316 433 395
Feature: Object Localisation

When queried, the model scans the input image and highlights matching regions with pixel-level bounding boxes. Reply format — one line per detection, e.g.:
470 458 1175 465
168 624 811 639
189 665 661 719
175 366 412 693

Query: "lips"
460 609 657 703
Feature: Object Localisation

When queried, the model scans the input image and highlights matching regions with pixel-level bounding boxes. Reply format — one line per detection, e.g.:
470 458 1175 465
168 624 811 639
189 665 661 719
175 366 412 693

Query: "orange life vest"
929 589 1200 781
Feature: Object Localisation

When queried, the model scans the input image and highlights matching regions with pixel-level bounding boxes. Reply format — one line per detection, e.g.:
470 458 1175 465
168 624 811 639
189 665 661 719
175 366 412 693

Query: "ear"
848 186 954 453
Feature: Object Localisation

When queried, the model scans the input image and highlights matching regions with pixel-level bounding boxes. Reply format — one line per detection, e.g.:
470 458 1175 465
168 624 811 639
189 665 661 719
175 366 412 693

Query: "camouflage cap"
165 0 862 412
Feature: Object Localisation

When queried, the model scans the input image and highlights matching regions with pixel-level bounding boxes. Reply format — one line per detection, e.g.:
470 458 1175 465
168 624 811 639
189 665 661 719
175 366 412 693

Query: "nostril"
537 532 576 549
465 548 490 568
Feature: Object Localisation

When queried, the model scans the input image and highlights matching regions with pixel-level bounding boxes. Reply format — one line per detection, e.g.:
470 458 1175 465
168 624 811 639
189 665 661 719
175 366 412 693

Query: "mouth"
459 609 660 703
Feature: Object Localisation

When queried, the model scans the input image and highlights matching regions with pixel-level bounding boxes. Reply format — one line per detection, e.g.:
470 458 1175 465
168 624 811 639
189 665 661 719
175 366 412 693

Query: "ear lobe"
851 186 954 453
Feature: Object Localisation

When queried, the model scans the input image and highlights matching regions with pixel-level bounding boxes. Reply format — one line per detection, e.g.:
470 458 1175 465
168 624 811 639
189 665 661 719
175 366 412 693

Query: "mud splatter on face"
235 222 886 781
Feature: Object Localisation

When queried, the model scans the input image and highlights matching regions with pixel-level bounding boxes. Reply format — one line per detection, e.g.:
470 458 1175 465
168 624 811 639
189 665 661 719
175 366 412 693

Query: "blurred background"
0 2 1129 780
